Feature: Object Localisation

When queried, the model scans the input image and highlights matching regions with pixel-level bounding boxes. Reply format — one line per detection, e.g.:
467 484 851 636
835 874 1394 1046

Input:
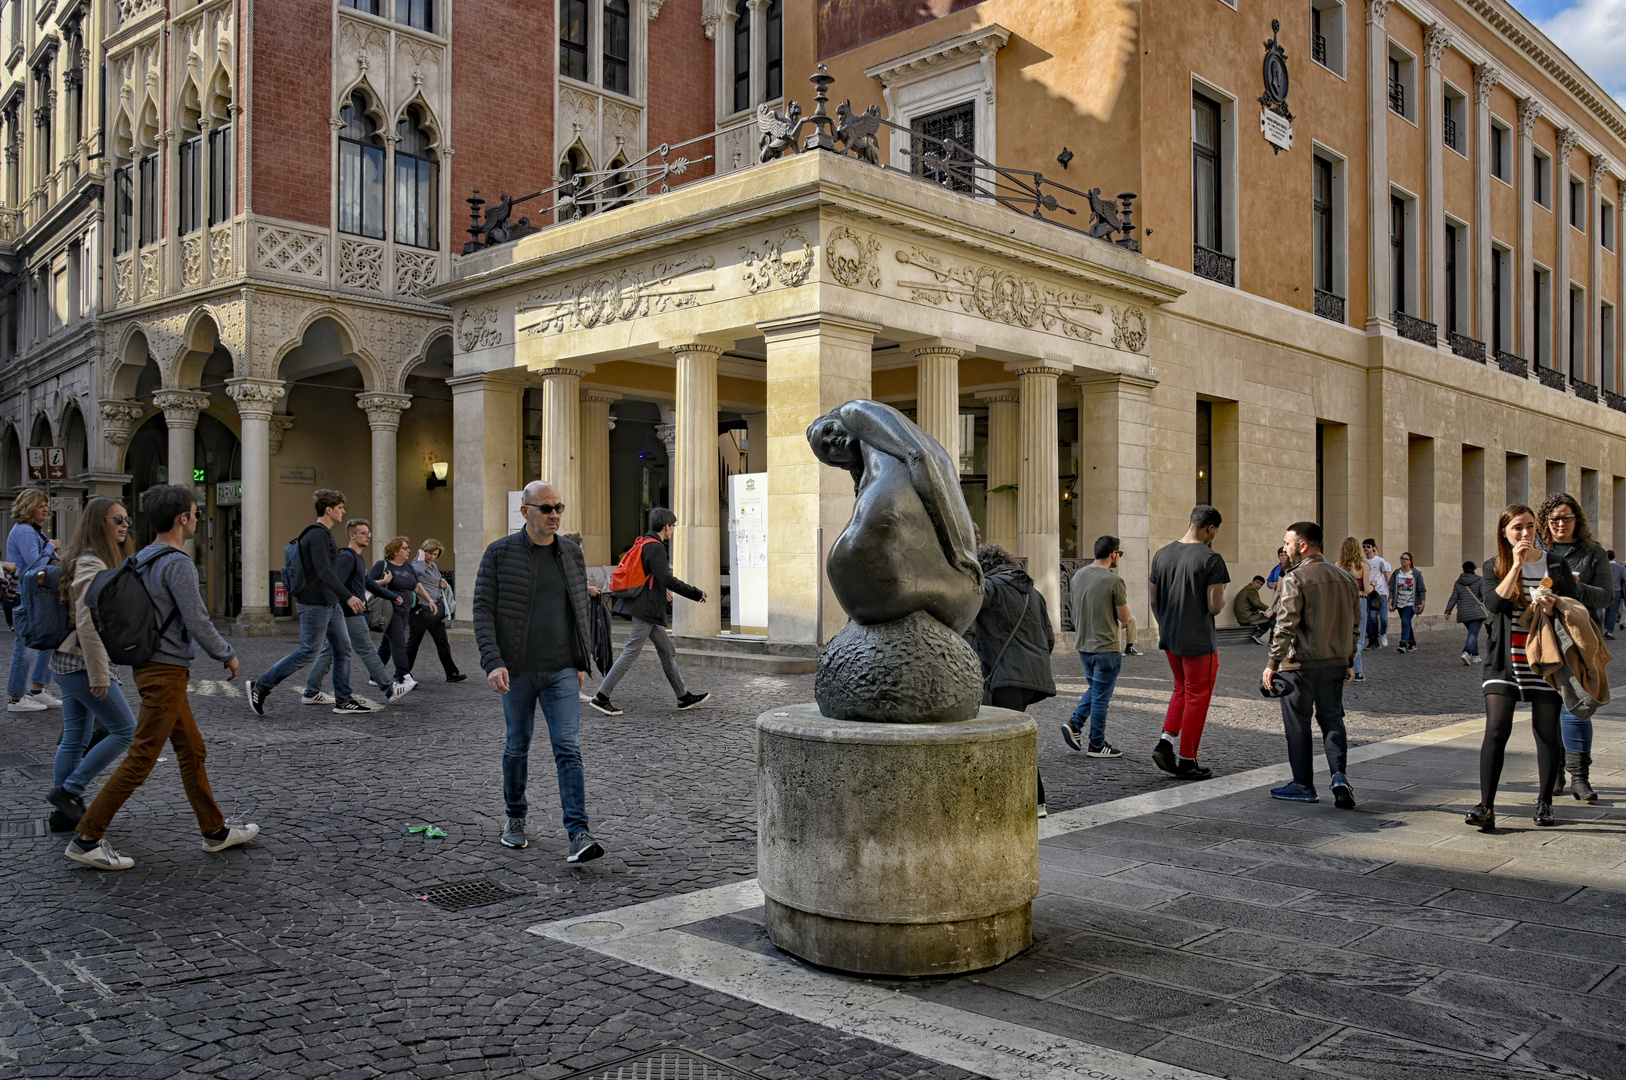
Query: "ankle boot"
1567 750 1597 803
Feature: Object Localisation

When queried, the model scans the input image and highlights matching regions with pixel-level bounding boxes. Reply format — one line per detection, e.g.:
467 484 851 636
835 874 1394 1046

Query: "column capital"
1557 127 1581 162
533 362 593 380
757 314 882 342
580 387 623 405
357 391 412 431
661 334 734 357
904 337 973 359
1518 97 1543 136
98 399 145 445
1366 0 1389 27
1423 24 1452 69
152 389 213 428
1005 360 1070 379
974 385 1021 404
225 377 286 420
1473 63 1499 105
1592 155 1613 187
446 370 528 393
267 415 295 455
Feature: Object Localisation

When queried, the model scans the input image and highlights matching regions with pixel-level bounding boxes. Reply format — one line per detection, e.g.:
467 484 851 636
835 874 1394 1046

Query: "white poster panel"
729 472 769 634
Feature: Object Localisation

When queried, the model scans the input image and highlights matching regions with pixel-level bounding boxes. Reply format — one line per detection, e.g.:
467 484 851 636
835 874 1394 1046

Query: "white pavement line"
540 878 766 942
530 921 1216 1080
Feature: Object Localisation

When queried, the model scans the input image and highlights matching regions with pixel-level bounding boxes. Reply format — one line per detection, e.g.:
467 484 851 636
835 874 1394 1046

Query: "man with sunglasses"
473 480 602 861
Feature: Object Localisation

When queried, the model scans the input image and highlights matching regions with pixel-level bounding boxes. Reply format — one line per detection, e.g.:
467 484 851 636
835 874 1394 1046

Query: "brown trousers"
77 664 224 840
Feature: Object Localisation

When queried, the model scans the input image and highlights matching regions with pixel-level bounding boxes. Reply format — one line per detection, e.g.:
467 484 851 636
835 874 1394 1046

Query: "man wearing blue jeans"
247 489 368 717
303 518 409 707
1062 535 1131 758
473 480 603 863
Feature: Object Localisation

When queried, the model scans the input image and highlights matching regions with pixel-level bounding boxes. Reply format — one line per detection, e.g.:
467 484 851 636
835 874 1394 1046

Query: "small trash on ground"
408 825 447 838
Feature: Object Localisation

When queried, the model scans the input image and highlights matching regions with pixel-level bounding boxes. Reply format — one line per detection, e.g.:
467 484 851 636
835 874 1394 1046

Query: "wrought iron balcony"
1389 78 1406 115
1392 310 1436 345
1314 288 1345 323
1194 246 1235 286
1443 113 1458 152
1571 376 1599 402
1312 34 1327 65
1536 365 1568 390
1605 388 1626 413
1495 350 1528 376
1449 331 1485 362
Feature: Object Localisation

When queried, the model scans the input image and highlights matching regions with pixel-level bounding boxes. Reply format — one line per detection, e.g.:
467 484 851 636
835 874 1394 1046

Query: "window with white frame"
1490 119 1511 183
1533 264 1551 366
1602 302 1616 391
866 26 1009 175
1312 147 1347 316
1387 43 1416 123
1442 83 1466 156
1390 189 1418 315
1310 0 1345 78
1571 284 1587 379
1572 177 1587 232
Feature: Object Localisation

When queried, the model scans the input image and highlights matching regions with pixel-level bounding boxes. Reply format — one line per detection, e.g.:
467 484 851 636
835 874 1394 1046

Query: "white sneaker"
1461 652 1472 665
301 690 335 705
7 696 46 713
1379 636 1389 648
388 680 415 702
65 837 134 870
201 822 260 853
579 692 593 703
1471 654 1484 665
399 673 418 691
30 690 61 708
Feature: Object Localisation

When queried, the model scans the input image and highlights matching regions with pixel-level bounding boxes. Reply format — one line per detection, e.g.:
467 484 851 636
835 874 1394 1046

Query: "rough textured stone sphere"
815 611 982 723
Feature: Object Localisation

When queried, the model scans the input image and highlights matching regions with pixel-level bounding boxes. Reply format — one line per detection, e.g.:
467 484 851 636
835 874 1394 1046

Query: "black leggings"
992 686 1046 808
1481 694 1563 807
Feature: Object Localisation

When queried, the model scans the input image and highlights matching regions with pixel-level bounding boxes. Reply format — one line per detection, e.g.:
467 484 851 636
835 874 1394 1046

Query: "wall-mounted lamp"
427 461 449 489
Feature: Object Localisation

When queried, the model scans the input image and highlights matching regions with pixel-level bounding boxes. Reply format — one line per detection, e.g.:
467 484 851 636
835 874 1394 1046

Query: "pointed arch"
337 86 387 241
557 142 595 221
176 72 203 135
271 306 385 392
205 62 233 125
333 77 387 132
136 95 161 154
393 93 442 154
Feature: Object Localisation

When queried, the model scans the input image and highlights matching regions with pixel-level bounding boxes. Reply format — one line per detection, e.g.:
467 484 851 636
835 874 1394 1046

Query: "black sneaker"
246 680 268 717
1331 773 1357 810
1172 758 1213 781
446 673 468 683
48 808 76 833
1124 645 1141 656
1464 803 1496 832
677 691 710 710
332 699 375 715
589 693 622 716
1151 739 1177 774
1060 722 1084 751
567 832 604 863
46 787 86 825
1085 741 1124 759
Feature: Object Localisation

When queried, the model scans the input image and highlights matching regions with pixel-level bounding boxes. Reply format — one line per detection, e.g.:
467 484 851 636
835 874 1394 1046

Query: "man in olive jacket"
1263 521 1362 810
473 480 602 862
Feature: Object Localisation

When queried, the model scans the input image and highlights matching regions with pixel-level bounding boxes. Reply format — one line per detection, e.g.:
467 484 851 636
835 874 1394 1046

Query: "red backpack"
609 537 655 595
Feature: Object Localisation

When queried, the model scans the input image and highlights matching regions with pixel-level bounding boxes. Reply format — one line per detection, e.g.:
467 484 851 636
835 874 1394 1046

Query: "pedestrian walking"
8 487 61 713
1536 492 1612 803
1443 560 1487 665
587 508 710 716
247 490 364 717
1148 505 1230 780
1336 537 1371 682
1467 504 1574 831
1363 539 1392 648
405 540 465 682
1262 521 1360 807
1604 550 1625 639
1061 535 1129 758
374 536 438 690
1388 553 1426 653
42 497 137 832
972 542 1056 816
302 519 406 710
473 480 602 861
66 484 256 870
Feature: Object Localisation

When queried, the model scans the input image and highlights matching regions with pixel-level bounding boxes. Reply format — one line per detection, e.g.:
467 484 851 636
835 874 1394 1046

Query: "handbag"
982 589 1031 706
1366 590 1383 612
366 593 394 632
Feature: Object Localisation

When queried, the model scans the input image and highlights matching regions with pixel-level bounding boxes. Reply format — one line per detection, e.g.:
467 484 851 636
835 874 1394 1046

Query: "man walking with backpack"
247 489 369 716
66 484 256 870
588 508 709 716
301 518 408 708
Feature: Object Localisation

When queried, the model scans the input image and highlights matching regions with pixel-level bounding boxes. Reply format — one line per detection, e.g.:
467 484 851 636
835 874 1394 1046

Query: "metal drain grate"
0 818 47 838
419 876 524 911
557 1049 758 1080
0 751 43 768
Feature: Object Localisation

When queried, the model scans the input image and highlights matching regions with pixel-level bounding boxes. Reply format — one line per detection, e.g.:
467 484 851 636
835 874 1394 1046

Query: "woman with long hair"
1535 492 1610 802
43 497 138 829
1336 537 1371 682
972 542 1056 816
7 486 61 712
1469 504 1573 830
1388 552 1425 653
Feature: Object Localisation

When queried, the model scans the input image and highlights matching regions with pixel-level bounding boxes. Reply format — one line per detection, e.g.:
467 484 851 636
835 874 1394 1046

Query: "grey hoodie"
135 542 235 668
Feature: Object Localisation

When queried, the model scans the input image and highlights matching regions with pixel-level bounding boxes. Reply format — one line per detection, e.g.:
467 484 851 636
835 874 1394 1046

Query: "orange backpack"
609 537 655 595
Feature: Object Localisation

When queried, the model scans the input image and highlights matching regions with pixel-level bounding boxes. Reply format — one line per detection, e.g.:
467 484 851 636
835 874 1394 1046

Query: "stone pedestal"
757 704 1038 977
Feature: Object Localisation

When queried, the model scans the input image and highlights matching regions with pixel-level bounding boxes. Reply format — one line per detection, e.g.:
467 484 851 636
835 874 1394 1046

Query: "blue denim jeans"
1068 650 1123 750
7 635 53 698
1397 606 1415 646
1463 619 1483 657
307 612 393 696
501 667 588 835
1351 633 1364 676
257 603 351 700
1561 705 1592 753
1607 600 1621 633
52 670 137 796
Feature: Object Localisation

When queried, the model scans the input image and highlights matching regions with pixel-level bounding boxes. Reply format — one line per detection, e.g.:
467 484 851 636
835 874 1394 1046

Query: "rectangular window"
393 153 437 249
603 0 629 95
732 3 751 114
208 124 232 226
1491 121 1511 182
1391 194 1407 314
912 101 976 193
1313 156 1333 292
1195 399 1212 507
1462 446 1485 566
1444 222 1458 333
177 134 201 236
50 267 65 331
395 0 432 32
1571 285 1586 380
1387 46 1416 122
1547 460 1566 497
1310 0 1345 77
1534 150 1551 208
1443 85 1465 155
765 0 783 101
1534 266 1551 366
1605 202 1616 252
1507 452 1529 506
1193 92 1222 254
113 164 133 255
1572 178 1587 231
340 0 383 13
1492 244 1510 355
559 0 589 83
1603 303 1616 392
338 139 385 239
1583 468 1600 530
138 154 158 248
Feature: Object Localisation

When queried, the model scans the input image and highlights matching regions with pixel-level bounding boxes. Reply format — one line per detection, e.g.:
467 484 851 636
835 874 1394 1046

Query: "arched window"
604 157 630 210
603 0 630 95
394 106 438 249
208 119 232 225
765 0 782 101
177 95 202 237
557 148 591 221
338 91 385 240
732 0 751 114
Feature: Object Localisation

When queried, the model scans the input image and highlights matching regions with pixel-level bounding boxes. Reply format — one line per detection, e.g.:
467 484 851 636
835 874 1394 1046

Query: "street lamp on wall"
427 460 449 489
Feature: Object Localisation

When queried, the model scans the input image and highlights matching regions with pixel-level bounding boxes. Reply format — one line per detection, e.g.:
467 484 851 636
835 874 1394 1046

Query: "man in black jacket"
248 489 365 716
588 508 709 716
473 480 602 861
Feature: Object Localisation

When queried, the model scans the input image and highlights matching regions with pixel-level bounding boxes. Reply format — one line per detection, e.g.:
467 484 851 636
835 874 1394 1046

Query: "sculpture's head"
807 413 857 466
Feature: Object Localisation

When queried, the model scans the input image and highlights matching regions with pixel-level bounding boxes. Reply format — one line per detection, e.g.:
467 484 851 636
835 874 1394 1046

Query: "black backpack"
17 560 70 651
85 548 190 667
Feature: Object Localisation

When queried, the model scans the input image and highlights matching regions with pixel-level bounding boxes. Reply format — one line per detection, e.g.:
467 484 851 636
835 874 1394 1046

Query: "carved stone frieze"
825 226 881 288
350 308 440 392
456 306 503 352
518 254 717 335
180 235 203 289
1473 64 1499 105
210 224 233 280
893 247 1104 340
339 239 385 292
114 254 135 307
249 291 307 378
139 250 161 299
1111 306 1149 353
267 415 294 455
98 400 146 446
742 228 813 293
395 250 437 296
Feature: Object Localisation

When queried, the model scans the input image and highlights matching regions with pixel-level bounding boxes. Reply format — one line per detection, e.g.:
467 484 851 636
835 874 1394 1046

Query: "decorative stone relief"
560 88 601 153
115 254 135 307
117 0 161 25
225 379 286 420
1473 63 1499 105
267 415 295 455
518 254 716 335
1111 306 1149 353
350 308 440 392
249 292 307 378
339 239 385 292
741 228 813 293
255 224 328 280
139 250 162 299
209 224 233 280
98 400 146 446
893 247 1105 340
181 235 203 289
825 226 881 288
153 389 213 427
1518 98 1543 137
395 250 437 296
140 312 192 377
206 300 247 368
358 392 412 431
456 307 503 351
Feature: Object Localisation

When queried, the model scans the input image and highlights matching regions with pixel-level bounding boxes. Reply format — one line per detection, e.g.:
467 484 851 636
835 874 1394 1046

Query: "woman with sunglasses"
1536 492 1612 803
42 498 138 830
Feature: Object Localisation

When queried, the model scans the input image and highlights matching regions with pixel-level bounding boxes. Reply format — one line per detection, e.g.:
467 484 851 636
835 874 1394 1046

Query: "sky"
1517 0 1626 105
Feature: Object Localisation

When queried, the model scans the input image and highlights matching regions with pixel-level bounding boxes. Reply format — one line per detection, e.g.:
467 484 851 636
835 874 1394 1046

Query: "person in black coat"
1536 492 1610 803
588 507 710 716
971 543 1056 817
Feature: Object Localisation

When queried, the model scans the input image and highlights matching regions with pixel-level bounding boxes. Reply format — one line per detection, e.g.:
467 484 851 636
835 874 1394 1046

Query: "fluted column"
538 365 587 516
579 388 620 567
912 340 968 464
1556 128 1580 376
226 377 286 632
358 392 411 561
670 340 728 638
1518 99 1542 364
1013 362 1065 635
1591 156 1608 384
1473 65 1499 344
975 387 1019 552
1424 25 1450 341
1366 0 1393 329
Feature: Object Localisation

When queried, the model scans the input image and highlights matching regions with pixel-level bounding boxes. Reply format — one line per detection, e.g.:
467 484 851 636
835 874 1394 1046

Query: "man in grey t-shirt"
1147 505 1230 780
1063 535 1131 758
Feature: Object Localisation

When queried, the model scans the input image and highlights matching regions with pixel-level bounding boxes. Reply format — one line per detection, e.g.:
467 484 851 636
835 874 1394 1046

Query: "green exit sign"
193 468 206 483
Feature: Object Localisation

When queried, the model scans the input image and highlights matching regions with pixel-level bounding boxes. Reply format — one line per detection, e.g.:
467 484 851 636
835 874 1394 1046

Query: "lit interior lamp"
427 460 449 489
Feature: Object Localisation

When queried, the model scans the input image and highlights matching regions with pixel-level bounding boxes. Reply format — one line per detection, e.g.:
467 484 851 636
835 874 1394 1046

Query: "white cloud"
1535 0 1626 104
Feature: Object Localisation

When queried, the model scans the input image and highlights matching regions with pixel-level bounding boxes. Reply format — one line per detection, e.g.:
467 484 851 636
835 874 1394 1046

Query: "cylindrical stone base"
757 704 1038 977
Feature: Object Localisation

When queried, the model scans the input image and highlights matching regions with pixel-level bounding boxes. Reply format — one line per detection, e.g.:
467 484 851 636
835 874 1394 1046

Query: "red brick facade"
250 0 333 227
647 0 715 178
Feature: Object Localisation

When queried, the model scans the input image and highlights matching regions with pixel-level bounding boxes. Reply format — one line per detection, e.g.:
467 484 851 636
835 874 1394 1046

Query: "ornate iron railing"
1605 388 1626 413
1314 289 1345 323
1392 310 1436 345
461 65 1141 253
1496 350 1528 376
1444 113 1458 152
1449 331 1485 362
1194 246 1235 286
1572 377 1599 402
1536 365 1568 390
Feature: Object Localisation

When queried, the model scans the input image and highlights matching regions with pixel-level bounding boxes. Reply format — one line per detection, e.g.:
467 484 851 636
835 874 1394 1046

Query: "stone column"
911 340 969 464
1473 65 1499 344
152 389 211 495
744 412 768 473
1013 362 1065 635
1518 98 1542 363
1556 128 1580 376
760 314 876 645
579 388 620 568
226 378 286 633
1424 25 1450 342
975 388 1019 552
358 392 411 561
669 339 729 639
538 365 587 515
1077 372 1158 631
1591 156 1609 385
97 399 145 473
449 372 525 622
1366 0 1392 329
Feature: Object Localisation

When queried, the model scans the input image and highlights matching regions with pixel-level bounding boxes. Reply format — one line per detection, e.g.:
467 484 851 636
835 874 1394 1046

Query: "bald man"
472 481 602 862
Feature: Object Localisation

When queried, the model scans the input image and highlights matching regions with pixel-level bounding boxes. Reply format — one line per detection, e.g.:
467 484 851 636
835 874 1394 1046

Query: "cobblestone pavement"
0 620 1609 1078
